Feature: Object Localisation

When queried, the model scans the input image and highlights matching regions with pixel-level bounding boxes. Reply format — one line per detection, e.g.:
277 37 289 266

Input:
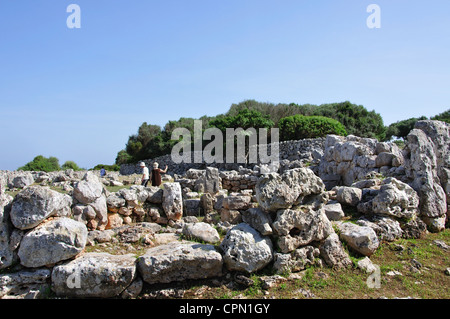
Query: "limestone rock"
242 207 273 236
162 182 183 221
51 252 137 298
319 233 353 269
73 171 103 204
0 268 51 299
324 201 345 221
272 207 333 253
0 192 15 269
10 173 34 189
205 167 220 194
405 124 447 231
220 223 273 273
335 186 362 207
337 222 379 256
255 168 325 212
182 222 220 243
18 217 87 268
10 186 72 230
372 177 419 219
273 246 320 274
137 242 223 284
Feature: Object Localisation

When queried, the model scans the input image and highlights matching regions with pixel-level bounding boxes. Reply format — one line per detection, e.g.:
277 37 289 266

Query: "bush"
385 116 427 140
92 164 120 171
18 155 61 172
61 160 82 171
278 115 347 141
431 109 450 123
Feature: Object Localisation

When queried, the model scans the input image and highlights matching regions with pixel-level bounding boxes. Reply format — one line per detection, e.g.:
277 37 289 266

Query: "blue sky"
0 0 449 171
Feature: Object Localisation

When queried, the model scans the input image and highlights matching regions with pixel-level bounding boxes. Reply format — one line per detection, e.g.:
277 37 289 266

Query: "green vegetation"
18 155 61 172
116 100 448 165
431 108 450 123
278 114 347 141
61 160 82 171
385 116 428 140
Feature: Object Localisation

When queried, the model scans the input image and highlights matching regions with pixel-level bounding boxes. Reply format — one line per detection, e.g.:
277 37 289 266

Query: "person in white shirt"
140 162 149 187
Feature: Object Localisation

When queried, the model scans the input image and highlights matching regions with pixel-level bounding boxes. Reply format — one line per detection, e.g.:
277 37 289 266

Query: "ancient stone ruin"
0 120 448 299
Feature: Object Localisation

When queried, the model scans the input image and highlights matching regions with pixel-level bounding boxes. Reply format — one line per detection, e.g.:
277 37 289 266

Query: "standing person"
151 162 168 187
140 162 149 187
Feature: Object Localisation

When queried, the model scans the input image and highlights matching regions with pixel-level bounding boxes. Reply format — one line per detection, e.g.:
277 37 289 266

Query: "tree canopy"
115 100 448 165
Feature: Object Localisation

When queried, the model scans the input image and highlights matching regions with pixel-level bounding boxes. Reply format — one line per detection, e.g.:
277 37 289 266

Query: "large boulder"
273 246 320 274
204 167 220 194
220 223 273 273
0 192 15 270
335 186 362 207
162 182 183 221
182 222 220 244
73 171 103 204
404 120 449 231
255 168 325 212
371 177 419 219
319 233 353 269
10 173 34 189
0 268 51 299
18 217 87 268
272 207 334 253
337 222 379 256
10 186 72 230
137 242 223 284
242 207 273 236
51 252 137 298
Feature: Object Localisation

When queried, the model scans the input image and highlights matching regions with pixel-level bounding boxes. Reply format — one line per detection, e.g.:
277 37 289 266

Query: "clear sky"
0 0 449 171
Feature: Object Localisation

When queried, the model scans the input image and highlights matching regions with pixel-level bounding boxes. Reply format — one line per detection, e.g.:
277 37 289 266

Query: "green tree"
61 160 82 171
431 109 450 123
385 116 427 140
210 108 274 131
115 149 133 165
18 155 61 172
278 115 348 141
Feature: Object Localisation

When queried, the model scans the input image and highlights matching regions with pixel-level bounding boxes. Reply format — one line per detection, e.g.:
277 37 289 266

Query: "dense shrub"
18 155 61 172
92 164 120 171
278 115 347 141
61 161 82 171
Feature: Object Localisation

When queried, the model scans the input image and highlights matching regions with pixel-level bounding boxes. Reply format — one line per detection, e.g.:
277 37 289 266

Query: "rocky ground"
0 120 449 299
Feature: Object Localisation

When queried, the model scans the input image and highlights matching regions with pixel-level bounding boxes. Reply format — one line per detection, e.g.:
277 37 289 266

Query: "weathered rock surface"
138 242 223 284
18 217 87 268
371 177 419 219
10 186 72 230
242 207 273 236
182 222 220 243
0 192 15 269
162 182 183 221
272 207 334 253
319 233 353 269
404 121 449 231
10 173 34 189
337 222 379 256
256 168 325 212
273 246 320 274
73 171 104 204
52 252 137 298
0 268 51 299
335 186 362 207
220 223 273 273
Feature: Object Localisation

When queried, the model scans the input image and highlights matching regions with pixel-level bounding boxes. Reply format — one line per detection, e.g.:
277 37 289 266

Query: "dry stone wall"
0 120 448 299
